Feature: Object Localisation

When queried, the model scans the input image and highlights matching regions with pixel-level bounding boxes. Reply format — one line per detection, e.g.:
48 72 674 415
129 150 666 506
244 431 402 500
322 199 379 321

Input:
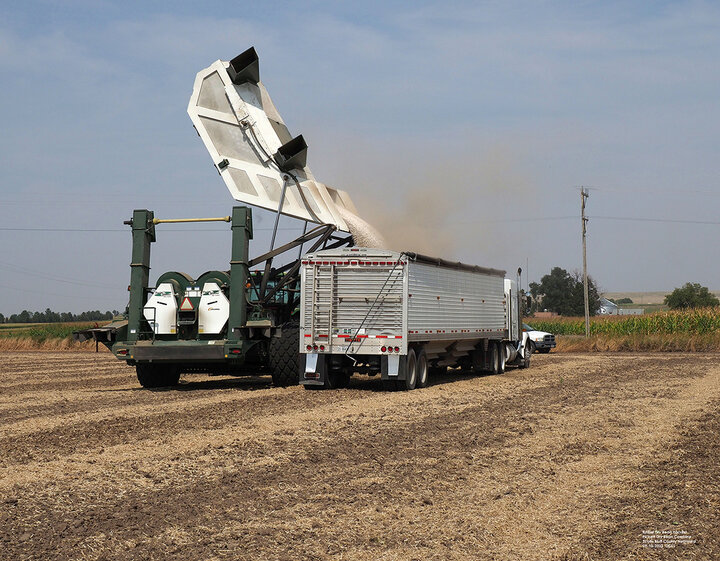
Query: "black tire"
518 340 532 369
489 343 499 375
398 348 418 391
416 348 429 388
269 322 300 387
538 347 551 354
136 364 180 388
527 340 536 355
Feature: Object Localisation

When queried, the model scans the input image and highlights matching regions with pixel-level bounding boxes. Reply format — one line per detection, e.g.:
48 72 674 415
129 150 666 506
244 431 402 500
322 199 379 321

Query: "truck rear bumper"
299 352 408 385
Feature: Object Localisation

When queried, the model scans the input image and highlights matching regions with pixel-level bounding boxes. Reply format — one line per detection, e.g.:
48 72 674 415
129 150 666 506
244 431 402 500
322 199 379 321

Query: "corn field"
0 322 95 342
529 307 720 336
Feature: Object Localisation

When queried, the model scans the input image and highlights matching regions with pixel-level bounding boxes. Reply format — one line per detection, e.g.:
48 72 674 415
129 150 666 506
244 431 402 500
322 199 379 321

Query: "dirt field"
1 352 719 560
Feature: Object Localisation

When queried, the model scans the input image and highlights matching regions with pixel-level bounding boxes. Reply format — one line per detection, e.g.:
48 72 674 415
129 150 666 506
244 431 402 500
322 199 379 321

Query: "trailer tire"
269 322 300 387
416 348 429 388
498 343 506 373
136 364 180 388
398 348 418 391
488 343 499 375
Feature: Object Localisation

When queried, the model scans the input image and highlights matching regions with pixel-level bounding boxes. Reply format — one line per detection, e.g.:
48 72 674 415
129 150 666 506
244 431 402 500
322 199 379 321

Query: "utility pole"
581 187 590 337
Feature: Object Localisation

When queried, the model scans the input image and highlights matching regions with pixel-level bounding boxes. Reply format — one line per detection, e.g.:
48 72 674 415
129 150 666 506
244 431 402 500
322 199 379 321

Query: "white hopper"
188 47 384 248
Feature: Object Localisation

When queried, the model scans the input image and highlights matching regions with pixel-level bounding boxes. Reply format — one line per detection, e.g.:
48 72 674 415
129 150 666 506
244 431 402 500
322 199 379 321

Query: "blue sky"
1 1 719 314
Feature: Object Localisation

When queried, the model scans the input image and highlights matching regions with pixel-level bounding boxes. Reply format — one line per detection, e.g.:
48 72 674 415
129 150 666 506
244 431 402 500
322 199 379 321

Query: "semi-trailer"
299 247 532 390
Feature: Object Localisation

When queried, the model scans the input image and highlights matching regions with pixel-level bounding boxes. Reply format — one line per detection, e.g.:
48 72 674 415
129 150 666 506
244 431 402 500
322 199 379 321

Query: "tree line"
528 267 718 315
0 309 120 324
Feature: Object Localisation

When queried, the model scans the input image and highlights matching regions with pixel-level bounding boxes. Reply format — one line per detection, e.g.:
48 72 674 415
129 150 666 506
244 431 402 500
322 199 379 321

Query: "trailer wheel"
398 348 418 391
136 364 180 388
269 322 300 387
416 348 429 388
498 343 506 373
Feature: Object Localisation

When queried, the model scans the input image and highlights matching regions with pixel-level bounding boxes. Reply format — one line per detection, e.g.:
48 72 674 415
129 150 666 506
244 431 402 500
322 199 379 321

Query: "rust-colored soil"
1 352 718 560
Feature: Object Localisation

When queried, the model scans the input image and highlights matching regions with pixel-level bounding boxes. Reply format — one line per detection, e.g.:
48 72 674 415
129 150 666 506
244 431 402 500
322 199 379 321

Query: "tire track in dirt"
0 355 580 489
0 375 274 426
0 371 135 394
0 352 112 375
430 360 720 560
567 399 720 560
2 365 592 560
2 354 718 560
0 354 691 480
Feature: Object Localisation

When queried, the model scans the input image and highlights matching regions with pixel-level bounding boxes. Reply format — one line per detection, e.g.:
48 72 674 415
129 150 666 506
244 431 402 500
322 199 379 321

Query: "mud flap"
300 353 327 386
381 354 407 381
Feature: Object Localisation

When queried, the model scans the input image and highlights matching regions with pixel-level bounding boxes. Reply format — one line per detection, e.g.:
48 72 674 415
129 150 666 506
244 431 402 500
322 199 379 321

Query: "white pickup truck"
523 323 556 353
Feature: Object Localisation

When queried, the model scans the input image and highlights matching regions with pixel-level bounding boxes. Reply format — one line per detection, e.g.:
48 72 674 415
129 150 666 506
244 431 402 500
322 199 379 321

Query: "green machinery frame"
75 205 353 368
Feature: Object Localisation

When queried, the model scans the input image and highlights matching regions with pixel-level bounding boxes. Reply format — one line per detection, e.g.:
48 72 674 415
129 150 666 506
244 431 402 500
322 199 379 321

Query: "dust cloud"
348 145 530 259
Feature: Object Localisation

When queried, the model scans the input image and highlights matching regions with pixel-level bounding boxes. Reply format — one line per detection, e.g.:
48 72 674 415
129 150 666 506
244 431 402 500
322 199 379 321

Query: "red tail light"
394 346 400 352
381 346 387 352
306 345 312 351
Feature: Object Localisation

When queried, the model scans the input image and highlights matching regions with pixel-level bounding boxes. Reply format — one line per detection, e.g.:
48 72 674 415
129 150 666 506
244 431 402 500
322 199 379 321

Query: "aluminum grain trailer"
299 248 531 390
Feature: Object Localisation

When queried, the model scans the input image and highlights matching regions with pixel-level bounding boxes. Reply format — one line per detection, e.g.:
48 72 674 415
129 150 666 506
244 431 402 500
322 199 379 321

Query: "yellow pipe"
152 216 231 224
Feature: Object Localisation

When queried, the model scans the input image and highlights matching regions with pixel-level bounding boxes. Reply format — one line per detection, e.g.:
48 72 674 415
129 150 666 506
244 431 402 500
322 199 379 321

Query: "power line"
0 226 306 232
591 216 720 225
0 261 118 290
450 216 576 225
589 186 720 198
3 215 719 233
0 282 123 302
0 228 125 232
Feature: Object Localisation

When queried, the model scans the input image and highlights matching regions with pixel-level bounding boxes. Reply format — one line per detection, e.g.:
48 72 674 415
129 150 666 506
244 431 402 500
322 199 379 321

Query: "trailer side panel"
407 261 506 342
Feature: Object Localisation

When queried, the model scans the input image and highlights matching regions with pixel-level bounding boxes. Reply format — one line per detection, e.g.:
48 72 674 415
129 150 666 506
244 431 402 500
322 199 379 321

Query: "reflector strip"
335 334 402 339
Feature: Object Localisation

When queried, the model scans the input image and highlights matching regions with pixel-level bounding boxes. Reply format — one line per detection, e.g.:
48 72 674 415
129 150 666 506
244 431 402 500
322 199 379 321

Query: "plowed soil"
1 352 719 560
